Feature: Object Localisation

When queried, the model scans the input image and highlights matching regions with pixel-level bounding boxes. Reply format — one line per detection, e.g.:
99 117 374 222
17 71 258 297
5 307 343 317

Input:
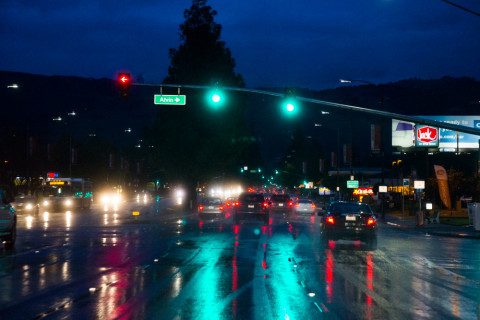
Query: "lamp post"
339 79 384 110
52 111 77 177
340 78 387 212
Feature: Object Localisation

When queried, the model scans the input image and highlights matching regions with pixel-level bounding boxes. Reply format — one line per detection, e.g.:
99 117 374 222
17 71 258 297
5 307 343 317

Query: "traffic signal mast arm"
133 82 480 136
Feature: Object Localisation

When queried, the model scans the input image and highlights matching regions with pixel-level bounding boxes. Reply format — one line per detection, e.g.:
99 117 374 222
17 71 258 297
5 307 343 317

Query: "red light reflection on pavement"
262 247 267 270
328 240 335 249
262 226 267 234
365 252 374 319
326 250 334 303
232 247 238 318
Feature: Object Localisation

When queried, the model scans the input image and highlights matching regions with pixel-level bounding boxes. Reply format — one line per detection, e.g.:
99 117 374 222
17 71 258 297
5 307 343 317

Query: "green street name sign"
154 95 186 105
347 180 359 188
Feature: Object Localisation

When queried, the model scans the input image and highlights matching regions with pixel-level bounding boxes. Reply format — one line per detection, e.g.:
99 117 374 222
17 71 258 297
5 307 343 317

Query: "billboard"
392 116 480 150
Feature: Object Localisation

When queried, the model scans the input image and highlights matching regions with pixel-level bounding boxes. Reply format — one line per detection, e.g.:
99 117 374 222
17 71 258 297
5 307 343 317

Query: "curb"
425 231 480 239
384 219 480 239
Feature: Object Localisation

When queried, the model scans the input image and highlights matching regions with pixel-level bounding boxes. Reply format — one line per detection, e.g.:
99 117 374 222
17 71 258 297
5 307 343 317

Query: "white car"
293 199 317 215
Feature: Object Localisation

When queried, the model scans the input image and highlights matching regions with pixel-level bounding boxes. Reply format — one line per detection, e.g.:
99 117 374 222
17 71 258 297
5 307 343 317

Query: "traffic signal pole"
131 82 480 136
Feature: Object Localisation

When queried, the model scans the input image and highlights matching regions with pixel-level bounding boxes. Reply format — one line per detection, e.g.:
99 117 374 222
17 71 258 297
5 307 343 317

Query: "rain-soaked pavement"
0 197 479 319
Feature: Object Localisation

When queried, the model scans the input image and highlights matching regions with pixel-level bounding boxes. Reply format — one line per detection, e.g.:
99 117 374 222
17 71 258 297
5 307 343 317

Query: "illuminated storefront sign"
49 181 65 185
353 188 374 195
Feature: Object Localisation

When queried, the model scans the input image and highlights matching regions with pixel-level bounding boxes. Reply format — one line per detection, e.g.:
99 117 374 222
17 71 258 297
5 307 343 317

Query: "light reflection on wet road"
0 198 479 319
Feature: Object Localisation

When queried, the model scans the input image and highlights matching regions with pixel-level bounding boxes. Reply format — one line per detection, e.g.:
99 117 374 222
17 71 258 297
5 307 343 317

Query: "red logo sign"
417 126 438 142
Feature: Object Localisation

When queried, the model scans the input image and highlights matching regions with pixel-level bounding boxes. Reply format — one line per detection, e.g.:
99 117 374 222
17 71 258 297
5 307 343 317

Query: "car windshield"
15 195 34 201
297 199 311 204
202 198 222 205
241 194 264 202
272 195 289 201
330 203 372 214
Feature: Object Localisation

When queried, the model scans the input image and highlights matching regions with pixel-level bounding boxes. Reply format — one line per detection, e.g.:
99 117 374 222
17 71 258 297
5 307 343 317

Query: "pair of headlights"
42 199 73 206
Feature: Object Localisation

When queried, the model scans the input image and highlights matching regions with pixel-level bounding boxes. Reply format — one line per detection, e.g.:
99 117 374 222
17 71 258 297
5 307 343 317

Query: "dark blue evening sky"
1 0 479 90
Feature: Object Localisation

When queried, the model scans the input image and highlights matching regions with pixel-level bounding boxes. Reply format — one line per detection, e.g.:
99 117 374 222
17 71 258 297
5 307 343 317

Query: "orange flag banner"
434 165 451 209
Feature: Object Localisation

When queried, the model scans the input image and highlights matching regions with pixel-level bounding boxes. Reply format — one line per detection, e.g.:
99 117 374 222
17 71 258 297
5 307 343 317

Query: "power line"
135 82 480 136
440 0 480 17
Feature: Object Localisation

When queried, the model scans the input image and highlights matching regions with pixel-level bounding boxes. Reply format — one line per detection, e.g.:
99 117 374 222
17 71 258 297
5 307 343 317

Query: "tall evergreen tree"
164 0 244 87
146 0 260 200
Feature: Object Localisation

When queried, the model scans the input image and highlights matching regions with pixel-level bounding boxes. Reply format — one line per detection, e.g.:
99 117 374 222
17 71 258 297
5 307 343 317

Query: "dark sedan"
233 192 269 224
321 201 377 249
269 194 293 214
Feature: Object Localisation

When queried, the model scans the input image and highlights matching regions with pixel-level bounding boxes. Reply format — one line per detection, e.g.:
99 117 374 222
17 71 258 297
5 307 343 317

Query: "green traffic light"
206 87 226 108
282 87 298 115
212 93 221 103
282 98 299 116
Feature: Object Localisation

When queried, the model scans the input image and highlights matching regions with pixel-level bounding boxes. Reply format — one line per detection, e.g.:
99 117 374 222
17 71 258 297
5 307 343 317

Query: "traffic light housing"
118 73 131 98
282 87 299 116
206 81 226 108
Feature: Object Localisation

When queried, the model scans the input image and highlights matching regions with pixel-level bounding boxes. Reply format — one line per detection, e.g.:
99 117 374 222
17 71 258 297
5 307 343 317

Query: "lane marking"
314 302 323 312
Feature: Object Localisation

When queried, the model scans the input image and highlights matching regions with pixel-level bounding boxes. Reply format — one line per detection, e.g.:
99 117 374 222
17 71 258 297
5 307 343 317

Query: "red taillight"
219 206 224 210
295 203 300 207
226 202 231 207
263 202 268 208
199 205 204 211
326 216 334 224
234 201 240 207
311 203 316 208
367 218 376 226
288 201 293 207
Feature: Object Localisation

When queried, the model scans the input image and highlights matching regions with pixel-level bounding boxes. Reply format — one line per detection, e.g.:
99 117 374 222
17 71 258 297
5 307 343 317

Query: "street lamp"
339 79 375 86
52 112 77 177
339 79 384 110
340 78 386 175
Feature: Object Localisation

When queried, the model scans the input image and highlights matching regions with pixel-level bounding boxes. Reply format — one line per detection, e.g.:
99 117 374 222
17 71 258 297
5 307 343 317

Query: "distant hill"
1 71 479 180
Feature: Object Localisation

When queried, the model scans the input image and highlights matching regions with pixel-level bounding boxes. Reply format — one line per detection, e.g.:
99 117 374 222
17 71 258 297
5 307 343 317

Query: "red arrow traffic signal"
118 73 131 98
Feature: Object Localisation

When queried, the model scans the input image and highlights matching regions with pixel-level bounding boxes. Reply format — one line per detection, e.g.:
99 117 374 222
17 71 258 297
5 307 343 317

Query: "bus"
42 178 93 211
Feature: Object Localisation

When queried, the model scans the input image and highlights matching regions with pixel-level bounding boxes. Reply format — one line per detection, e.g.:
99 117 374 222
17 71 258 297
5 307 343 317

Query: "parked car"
321 201 377 249
293 199 317 215
234 192 269 224
0 187 16 250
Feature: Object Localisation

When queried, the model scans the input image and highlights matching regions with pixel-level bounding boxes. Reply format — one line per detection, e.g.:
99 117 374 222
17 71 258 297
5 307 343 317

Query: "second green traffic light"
206 86 226 108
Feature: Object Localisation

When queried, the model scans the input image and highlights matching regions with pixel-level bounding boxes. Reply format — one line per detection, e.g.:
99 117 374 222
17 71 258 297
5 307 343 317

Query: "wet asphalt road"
0 198 479 320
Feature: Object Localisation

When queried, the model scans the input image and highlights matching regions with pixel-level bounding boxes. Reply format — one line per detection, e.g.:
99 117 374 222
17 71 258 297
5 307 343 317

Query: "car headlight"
65 199 72 206
112 195 121 205
43 200 49 206
101 195 110 204
26 204 33 210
